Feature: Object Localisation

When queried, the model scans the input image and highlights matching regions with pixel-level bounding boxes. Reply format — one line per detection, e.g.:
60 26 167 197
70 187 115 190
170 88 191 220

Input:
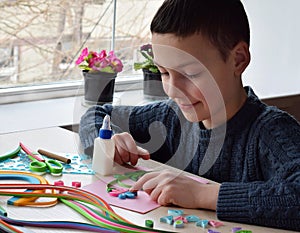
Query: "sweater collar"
226 86 264 134
198 86 264 137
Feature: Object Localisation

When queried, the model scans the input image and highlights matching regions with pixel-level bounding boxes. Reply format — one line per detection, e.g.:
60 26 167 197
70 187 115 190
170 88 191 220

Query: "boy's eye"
160 72 169 77
184 71 203 79
157 67 169 77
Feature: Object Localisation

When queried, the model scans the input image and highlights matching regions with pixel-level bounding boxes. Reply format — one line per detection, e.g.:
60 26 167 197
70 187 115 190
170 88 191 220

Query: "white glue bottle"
92 115 115 176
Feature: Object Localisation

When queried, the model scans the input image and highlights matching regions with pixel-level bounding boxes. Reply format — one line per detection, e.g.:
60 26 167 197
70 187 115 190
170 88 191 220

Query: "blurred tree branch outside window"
0 0 161 89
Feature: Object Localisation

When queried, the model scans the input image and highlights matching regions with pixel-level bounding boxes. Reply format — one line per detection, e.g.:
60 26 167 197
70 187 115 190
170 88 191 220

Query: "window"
0 46 18 83
0 0 162 104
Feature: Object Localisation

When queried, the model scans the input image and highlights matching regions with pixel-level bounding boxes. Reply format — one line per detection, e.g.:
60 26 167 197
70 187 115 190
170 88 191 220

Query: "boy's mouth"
177 101 200 110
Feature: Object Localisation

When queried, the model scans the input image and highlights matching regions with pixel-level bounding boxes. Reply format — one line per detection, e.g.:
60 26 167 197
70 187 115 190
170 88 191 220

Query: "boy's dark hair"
150 0 250 61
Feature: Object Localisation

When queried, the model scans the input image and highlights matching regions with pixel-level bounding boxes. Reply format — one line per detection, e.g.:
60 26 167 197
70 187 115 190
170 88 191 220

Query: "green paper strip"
0 146 21 162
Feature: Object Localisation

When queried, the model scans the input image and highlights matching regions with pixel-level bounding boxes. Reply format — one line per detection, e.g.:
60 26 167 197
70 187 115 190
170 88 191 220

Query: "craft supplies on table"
37 149 71 164
0 171 174 233
0 146 20 162
19 143 64 176
0 147 94 175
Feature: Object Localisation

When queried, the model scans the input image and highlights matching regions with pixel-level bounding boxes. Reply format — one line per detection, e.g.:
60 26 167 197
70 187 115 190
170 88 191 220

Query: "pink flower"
89 57 104 70
90 51 98 58
107 51 123 72
111 57 123 73
98 50 107 59
75 47 88 65
100 58 110 69
76 48 123 73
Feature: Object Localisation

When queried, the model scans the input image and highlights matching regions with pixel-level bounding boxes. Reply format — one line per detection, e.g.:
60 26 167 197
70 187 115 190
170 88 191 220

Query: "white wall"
242 0 300 98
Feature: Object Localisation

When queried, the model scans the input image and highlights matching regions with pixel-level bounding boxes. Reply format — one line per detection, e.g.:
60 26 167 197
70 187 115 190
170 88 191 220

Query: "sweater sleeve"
216 112 300 231
79 104 114 155
79 100 177 157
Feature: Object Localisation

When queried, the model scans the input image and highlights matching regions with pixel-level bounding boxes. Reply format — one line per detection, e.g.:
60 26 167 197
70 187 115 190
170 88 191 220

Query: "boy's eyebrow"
154 60 198 69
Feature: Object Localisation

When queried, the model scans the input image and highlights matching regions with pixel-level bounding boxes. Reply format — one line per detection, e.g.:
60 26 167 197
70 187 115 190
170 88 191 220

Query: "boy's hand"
112 132 150 166
130 170 220 210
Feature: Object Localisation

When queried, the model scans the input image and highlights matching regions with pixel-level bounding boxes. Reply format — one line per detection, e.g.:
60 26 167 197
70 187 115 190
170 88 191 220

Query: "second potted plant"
134 44 167 99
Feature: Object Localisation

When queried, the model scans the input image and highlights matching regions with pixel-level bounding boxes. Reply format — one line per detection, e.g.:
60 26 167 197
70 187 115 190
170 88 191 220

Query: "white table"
0 127 294 233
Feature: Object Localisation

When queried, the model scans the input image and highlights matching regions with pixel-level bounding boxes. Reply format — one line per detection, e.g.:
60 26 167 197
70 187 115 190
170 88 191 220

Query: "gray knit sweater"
79 86 300 231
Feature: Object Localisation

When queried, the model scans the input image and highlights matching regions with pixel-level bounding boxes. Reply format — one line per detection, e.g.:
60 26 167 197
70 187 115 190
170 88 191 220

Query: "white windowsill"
0 75 143 105
0 89 164 134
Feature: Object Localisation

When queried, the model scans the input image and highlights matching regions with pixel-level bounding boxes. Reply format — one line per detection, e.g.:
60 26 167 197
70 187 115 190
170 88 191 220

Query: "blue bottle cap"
99 129 112 139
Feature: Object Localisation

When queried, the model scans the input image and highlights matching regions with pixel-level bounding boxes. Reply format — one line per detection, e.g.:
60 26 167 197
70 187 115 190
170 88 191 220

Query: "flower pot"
83 71 117 105
142 69 168 99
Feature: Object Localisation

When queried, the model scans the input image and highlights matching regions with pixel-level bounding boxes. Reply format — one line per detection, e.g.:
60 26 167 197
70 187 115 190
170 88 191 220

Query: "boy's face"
152 33 247 128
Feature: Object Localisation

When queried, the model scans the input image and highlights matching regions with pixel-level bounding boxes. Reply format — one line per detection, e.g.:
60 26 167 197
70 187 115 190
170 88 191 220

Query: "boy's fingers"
129 172 157 192
129 183 143 192
137 146 150 160
129 154 139 166
122 139 139 165
123 135 139 155
115 143 130 163
114 149 126 165
129 175 147 191
112 133 150 165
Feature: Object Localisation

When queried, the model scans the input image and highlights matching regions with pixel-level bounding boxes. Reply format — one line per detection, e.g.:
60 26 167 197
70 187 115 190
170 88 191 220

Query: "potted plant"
134 44 167 99
76 47 123 105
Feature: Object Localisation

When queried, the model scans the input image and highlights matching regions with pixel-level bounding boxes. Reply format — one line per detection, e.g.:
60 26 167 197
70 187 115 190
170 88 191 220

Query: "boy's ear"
232 41 250 76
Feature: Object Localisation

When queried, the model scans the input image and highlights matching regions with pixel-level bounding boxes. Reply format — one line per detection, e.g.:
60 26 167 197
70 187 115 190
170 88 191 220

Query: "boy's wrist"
197 183 220 210
210 184 221 210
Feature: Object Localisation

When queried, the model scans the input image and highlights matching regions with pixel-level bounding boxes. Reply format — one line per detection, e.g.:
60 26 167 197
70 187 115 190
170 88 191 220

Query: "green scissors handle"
29 160 47 173
45 159 63 175
29 159 63 176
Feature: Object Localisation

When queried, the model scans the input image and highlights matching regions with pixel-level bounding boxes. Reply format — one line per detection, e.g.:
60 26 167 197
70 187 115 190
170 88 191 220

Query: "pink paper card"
82 165 160 214
83 179 160 214
82 165 208 214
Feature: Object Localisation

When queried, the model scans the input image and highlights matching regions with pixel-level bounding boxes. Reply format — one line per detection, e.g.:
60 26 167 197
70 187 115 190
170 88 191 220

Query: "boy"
79 0 300 231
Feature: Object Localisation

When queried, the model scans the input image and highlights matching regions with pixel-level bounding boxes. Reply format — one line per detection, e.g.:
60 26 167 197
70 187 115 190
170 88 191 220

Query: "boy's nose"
163 73 186 98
